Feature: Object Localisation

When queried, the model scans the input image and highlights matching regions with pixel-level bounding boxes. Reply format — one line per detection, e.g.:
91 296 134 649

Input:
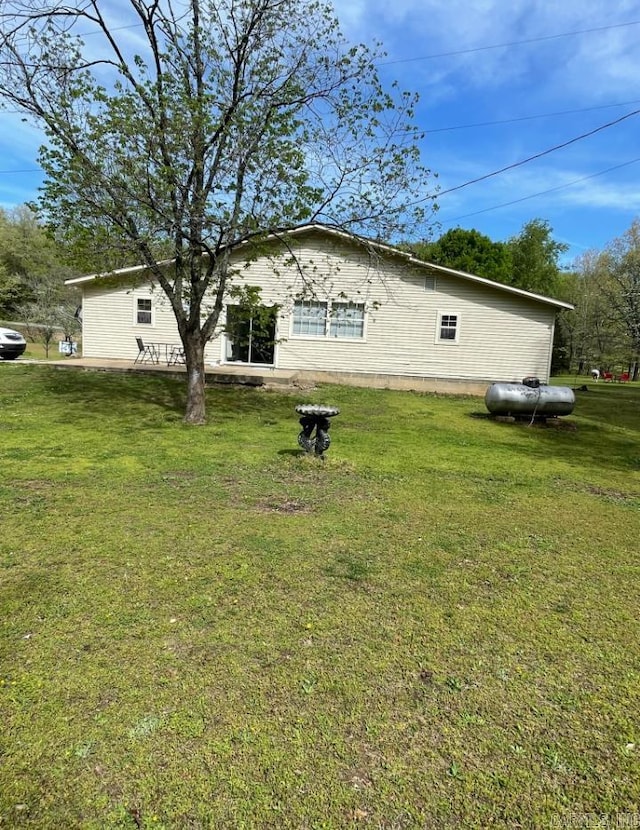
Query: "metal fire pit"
295 404 340 456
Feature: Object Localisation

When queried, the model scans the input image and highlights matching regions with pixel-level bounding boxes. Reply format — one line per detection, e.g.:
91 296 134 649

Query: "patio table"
148 343 185 365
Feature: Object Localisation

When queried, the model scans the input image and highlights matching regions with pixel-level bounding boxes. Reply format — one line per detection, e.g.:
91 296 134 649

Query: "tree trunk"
183 335 207 425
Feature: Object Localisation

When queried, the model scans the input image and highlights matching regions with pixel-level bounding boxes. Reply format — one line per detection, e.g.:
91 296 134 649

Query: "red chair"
602 372 614 382
618 373 630 383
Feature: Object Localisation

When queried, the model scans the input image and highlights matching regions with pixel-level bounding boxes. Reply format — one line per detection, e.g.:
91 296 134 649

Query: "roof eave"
65 258 173 286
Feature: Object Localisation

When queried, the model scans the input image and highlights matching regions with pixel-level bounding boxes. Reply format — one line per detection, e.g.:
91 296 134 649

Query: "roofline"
65 223 574 310
293 225 574 310
65 257 174 285
409 257 574 310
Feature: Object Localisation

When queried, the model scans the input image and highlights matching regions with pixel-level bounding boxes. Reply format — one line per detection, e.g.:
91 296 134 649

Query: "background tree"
0 0 432 423
0 266 26 319
507 218 568 297
404 228 512 283
565 251 628 374
18 275 81 358
405 220 568 295
549 269 579 374
596 219 640 378
0 205 75 319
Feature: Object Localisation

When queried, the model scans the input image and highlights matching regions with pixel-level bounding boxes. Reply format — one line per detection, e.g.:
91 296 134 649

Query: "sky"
1 0 639 264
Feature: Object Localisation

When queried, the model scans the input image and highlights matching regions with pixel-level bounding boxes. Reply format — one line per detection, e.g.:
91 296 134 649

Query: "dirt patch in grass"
255 497 312 514
585 484 639 503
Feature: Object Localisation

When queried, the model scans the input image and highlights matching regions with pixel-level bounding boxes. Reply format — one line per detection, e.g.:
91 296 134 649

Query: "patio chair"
134 337 158 364
167 344 186 366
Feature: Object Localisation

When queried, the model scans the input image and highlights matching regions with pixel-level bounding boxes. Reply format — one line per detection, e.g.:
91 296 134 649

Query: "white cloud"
433 157 640 231
337 0 640 105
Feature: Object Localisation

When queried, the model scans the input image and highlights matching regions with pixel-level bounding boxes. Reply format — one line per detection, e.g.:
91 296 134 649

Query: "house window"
424 276 436 291
438 312 459 343
329 303 365 338
292 300 328 336
136 298 152 325
292 299 366 339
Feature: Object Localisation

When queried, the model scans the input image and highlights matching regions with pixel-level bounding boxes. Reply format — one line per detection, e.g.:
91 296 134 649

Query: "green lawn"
1 366 638 829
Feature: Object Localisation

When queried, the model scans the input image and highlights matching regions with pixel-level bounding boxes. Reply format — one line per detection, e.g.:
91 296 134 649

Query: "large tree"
561 251 628 374
0 0 431 423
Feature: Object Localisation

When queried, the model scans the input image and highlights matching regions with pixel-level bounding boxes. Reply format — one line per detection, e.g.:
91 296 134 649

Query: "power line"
0 168 41 174
379 19 640 65
433 107 640 199
77 23 141 37
3 105 640 215
439 157 640 224
426 99 640 133
4 96 640 177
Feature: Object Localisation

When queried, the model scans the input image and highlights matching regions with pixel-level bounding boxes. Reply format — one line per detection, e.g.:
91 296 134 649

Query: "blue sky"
1 0 639 264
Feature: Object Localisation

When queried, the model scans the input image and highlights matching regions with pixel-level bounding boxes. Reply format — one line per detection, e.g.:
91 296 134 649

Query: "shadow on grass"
478 415 639 476
465 382 640 474
39 367 187 418
571 384 640 434
28 365 296 422
16 366 640 475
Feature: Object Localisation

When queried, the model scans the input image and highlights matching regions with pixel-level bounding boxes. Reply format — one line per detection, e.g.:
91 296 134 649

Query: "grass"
0 366 639 829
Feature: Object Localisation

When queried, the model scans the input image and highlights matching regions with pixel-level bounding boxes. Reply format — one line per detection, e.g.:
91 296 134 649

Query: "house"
66 225 573 393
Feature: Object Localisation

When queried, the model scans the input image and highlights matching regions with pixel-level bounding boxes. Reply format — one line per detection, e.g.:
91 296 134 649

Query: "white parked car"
0 327 27 360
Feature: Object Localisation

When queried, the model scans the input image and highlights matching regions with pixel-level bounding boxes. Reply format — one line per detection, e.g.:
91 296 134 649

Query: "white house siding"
81 283 183 360
222 234 557 382
79 230 559 382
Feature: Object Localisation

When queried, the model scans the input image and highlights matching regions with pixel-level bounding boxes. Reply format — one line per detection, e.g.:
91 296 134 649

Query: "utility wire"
4 98 640 178
426 99 640 133
439 157 640 224
433 107 640 199
379 19 640 65
4 85 640 211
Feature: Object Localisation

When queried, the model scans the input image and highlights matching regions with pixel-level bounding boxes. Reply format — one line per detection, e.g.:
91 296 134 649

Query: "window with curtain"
293 300 366 339
292 300 328 336
329 303 365 338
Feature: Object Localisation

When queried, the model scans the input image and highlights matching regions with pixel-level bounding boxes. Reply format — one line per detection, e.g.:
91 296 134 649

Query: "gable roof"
66 223 574 311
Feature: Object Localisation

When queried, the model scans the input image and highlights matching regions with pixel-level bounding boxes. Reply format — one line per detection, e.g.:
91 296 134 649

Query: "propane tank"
485 379 575 417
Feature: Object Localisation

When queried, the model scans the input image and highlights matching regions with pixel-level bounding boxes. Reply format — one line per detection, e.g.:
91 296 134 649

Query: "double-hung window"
292 299 365 339
437 312 459 343
292 300 328 336
329 303 365 338
136 298 152 325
